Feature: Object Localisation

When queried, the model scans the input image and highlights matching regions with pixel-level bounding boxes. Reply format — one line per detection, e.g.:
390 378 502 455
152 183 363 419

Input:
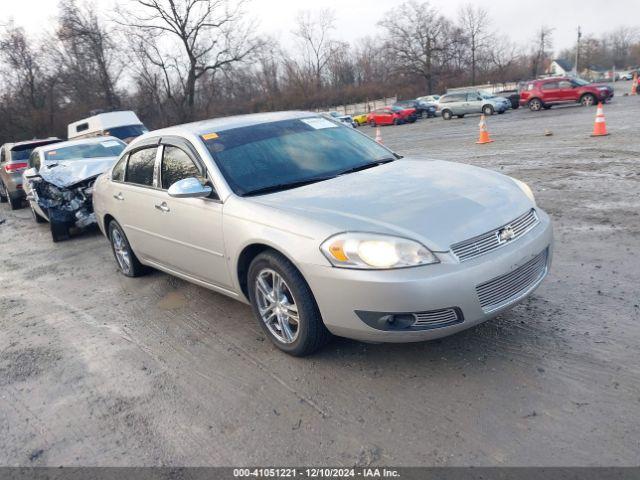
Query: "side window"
542 82 558 90
558 80 572 89
125 147 157 187
466 93 478 101
161 146 201 189
111 155 127 182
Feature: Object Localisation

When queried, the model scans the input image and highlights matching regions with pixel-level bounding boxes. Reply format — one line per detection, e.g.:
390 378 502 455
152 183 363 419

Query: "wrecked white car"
22 137 126 242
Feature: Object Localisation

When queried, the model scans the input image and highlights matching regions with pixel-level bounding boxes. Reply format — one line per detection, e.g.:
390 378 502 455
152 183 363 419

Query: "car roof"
34 136 123 154
4 137 61 150
135 111 318 142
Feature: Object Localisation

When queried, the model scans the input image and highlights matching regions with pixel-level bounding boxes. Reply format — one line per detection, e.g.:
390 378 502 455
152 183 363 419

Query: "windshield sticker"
202 132 219 140
301 118 339 130
48 151 57 155
100 140 121 148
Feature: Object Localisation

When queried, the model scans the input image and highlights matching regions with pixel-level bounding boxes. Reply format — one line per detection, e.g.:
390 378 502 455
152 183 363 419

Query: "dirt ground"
1 83 639 467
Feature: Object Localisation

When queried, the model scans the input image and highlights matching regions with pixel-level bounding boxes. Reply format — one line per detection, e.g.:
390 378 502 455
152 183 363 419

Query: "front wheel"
368 120 376 127
581 94 597 107
31 205 46 224
50 221 70 243
441 110 452 120
248 250 331 356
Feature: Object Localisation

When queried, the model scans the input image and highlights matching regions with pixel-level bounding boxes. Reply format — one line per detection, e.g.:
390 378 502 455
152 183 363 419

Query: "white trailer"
67 111 148 143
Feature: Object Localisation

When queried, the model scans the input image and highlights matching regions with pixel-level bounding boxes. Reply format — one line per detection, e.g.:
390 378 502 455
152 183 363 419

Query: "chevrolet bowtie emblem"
497 226 516 243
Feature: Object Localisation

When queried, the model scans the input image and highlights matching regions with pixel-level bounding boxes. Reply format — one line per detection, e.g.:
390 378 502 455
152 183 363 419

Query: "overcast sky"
5 0 639 54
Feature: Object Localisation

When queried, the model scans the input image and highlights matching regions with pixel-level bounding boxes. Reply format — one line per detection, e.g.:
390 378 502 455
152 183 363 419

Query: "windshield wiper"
336 157 396 176
242 176 335 196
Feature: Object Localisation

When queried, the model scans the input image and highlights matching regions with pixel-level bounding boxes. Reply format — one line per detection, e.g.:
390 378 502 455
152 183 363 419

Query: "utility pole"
574 26 582 76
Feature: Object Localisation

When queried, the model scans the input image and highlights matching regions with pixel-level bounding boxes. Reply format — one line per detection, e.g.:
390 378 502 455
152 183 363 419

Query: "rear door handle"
155 202 170 213
113 192 124 201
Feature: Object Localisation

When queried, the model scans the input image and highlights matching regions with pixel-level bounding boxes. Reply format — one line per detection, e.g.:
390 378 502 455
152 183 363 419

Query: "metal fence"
316 96 398 116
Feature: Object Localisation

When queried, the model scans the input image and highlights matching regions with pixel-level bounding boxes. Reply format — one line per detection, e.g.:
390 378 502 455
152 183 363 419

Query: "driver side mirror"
168 177 213 199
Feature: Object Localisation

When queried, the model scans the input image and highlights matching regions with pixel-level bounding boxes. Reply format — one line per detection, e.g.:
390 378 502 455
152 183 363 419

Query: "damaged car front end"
22 137 125 242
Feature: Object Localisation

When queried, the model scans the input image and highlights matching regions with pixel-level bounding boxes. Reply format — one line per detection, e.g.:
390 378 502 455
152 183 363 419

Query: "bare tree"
458 4 490 85
531 26 554 77
293 9 338 91
119 0 263 120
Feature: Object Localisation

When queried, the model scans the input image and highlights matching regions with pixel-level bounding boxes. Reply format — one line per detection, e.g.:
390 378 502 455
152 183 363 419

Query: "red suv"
519 77 614 111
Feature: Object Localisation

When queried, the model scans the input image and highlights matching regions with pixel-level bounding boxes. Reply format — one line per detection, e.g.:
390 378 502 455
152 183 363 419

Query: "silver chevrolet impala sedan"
93 111 553 356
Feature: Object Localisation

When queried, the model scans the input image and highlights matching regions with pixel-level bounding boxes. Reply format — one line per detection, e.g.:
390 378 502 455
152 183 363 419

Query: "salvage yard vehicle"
0 138 62 210
393 99 436 118
367 107 405 126
519 77 614 111
93 111 553 356
352 113 368 126
22 137 126 242
437 91 509 120
68 110 148 143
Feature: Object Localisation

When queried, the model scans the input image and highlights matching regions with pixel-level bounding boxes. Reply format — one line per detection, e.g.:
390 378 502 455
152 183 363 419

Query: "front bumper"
303 209 553 342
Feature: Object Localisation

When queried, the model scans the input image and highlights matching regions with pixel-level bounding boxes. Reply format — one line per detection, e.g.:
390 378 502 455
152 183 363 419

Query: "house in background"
581 65 615 82
547 59 574 76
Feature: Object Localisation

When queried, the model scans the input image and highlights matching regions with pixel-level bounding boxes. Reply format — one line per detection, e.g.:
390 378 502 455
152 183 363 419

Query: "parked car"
325 111 356 128
352 113 368 126
0 138 62 210
93 111 553 356
519 77 614 111
391 106 418 123
68 111 148 144
393 99 436 118
366 107 405 126
22 137 126 242
437 91 509 120
417 95 441 104
495 89 521 109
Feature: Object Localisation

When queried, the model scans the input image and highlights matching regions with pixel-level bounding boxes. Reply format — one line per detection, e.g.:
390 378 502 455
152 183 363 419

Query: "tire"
482 105 495 116
31 205 46 224
108 220 146 277
498 110 505 114
0 181 7 203
580 94 597 107
369 120 376 127
442 110 452 121
248 250 331 356
50 221 70 243
8 192 22 210
528 98 543 111
393 118 400 126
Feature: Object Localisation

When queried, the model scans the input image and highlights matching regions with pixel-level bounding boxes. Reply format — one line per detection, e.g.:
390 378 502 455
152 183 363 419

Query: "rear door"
540 81 560 102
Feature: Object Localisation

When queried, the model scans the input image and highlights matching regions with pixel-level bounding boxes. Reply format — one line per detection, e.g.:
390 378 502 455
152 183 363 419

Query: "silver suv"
437 92 509 120
0 138 61 209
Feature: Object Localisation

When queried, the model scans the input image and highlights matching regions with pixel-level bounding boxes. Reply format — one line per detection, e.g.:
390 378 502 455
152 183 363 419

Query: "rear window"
44 140 125 161
104 124 148 141
126 147 157 186
10 140 59 161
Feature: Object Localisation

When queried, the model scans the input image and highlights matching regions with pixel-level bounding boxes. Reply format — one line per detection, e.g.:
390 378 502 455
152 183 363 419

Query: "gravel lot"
1 83 639 467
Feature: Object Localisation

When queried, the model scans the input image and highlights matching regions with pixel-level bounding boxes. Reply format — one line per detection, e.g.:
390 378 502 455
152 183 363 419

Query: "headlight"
320 233 439 269
513 178 536 204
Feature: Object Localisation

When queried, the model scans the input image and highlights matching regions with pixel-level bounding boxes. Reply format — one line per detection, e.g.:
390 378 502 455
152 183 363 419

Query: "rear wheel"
248 250 331 356
8 192 22 210
442 110 453 121
393 118 400 126
108 220 146 277
528 98 543 111
581 93 597 107
368 120 376 127
0 181 8 203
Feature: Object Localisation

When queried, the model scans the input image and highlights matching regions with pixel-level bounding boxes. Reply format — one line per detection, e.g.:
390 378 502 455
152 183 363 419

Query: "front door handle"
155 202 170 213
113 192 124 201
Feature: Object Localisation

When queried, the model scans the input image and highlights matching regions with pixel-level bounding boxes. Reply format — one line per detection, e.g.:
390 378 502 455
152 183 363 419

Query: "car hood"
39 157 119 188
252 159 533 252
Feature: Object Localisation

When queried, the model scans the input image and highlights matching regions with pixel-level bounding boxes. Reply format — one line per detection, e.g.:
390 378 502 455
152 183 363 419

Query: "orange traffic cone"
476 115 494 144
591 102 609 137
632 72 638 96
375 126 383 144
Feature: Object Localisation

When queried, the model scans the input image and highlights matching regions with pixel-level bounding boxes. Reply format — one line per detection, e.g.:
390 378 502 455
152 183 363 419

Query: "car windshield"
44 139 126 161
203 117 396 196
391 106 405 112
104 124 148 141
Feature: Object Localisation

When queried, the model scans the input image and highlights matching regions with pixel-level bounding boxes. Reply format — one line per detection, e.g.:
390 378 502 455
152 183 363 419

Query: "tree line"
1 0 639 144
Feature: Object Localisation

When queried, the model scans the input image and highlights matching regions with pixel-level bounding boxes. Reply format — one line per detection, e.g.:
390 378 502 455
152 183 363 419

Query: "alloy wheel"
111 228 132 274
255 268 299 344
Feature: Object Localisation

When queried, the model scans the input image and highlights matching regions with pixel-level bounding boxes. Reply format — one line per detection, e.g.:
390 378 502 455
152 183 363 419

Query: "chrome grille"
413 308 462 328
451 209 539 262
476 249 548 313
